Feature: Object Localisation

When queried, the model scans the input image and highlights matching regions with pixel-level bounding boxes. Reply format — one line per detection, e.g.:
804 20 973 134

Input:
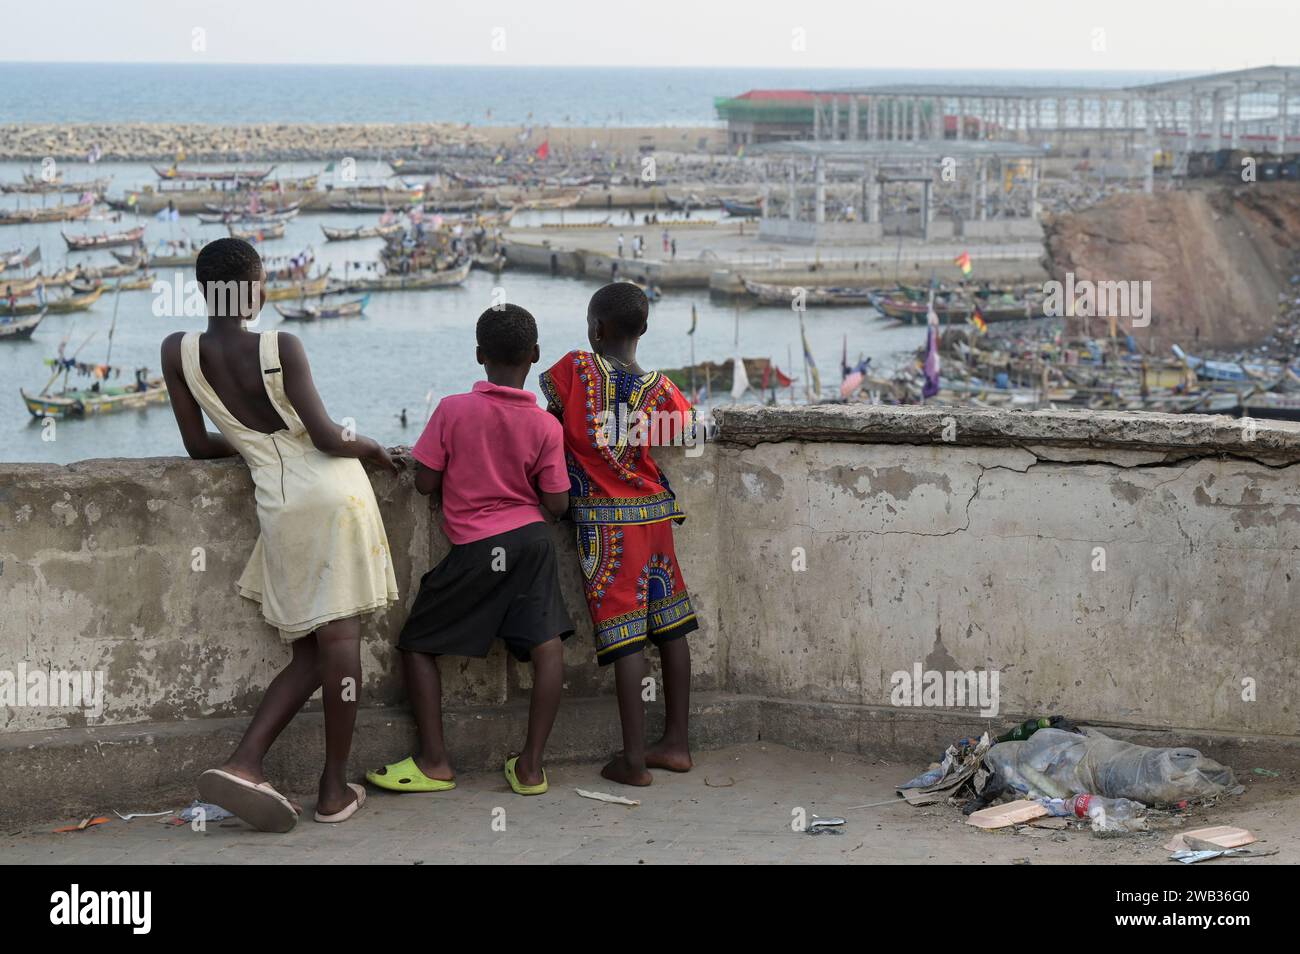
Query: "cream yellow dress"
181 331 399 640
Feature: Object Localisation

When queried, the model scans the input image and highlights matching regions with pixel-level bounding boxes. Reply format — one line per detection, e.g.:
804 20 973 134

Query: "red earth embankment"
1043 182 1300 349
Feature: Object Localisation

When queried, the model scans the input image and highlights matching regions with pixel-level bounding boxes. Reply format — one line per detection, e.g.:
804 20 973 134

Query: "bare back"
195 329 288 435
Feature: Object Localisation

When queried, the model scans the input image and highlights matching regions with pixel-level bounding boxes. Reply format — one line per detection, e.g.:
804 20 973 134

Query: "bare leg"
222 635 322 787
401 648 454 781
514 637 563 787
646 637 693 772
601 650 652 786
315 616 362 816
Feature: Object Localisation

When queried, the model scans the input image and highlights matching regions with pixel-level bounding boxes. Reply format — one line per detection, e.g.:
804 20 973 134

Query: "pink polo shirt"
412 380 569 545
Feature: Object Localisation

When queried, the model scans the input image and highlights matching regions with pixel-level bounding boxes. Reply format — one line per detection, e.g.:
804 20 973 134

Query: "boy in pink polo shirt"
366 304 572 797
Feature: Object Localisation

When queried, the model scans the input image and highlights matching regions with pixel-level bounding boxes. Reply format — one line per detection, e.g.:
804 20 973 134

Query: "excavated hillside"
1042 182 1300 350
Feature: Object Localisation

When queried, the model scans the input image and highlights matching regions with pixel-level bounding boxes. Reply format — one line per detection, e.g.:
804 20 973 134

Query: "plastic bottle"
1066 794 1147 832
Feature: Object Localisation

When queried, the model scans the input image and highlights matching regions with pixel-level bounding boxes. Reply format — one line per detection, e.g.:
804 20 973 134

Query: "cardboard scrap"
1163 826 1256 852
967 799 1049 830
1028 816 1070 830
899 788 947 807
897 733 992 805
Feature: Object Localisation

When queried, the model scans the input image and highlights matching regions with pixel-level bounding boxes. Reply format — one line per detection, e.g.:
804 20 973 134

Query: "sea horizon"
0 62 1184 127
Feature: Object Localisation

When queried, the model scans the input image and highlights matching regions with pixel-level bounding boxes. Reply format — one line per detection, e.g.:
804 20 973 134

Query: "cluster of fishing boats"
856 317 1300 419
5 276 169 418
741 277 1047 324
1 173 111 196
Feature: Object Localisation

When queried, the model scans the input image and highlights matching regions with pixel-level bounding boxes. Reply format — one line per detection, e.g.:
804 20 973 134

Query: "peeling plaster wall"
0 453 718 733
711 405 1300 739
2 403 1297 740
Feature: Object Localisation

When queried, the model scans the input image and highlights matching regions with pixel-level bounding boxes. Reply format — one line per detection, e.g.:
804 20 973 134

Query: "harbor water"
0 160 924 464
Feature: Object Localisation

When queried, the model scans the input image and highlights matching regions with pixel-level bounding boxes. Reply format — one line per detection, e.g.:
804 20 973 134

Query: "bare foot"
645 739 693 773
601 754 653 787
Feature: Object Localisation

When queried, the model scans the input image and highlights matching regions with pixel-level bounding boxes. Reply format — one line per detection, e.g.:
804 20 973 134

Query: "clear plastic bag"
983 727 1236 806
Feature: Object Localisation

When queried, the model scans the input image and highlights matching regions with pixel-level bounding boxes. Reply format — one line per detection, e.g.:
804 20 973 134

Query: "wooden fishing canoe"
21 378 169 419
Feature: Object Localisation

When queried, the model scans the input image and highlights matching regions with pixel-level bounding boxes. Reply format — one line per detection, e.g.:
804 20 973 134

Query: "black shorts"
398 522 574 662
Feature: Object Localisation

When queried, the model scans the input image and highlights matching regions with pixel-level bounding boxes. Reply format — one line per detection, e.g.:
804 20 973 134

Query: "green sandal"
365 756 456 793
504 756 548 796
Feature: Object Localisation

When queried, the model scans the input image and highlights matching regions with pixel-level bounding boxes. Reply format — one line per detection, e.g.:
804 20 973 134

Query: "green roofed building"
714 90 824 145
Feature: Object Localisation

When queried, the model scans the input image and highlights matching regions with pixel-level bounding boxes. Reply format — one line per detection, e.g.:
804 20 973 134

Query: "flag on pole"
922 296 942 399
800 318 820 400
840 336 870 398
22 246 41 268
731 355 749 401
687 304 697 336
969 307 988 334
536 140 550 161
954 250 973 276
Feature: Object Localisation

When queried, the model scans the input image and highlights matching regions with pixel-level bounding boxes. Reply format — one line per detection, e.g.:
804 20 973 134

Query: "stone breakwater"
0 124 724 162
0 123 489 162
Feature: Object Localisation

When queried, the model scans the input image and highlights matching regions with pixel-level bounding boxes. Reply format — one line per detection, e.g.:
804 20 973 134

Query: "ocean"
0 63 1170 126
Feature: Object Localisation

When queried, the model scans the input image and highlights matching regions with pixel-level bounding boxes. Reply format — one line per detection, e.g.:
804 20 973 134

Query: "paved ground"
7 743 1297 864
506 220 1044 270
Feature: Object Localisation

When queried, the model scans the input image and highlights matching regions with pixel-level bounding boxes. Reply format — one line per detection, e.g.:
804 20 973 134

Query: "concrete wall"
0 452 719 734
711 405 1300 739
758 219 885 244
502 239 718 288
959 218 1045 239
3 404 1299 813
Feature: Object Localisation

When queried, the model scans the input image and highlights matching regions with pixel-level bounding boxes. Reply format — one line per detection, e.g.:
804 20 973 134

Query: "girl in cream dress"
161 238 398 831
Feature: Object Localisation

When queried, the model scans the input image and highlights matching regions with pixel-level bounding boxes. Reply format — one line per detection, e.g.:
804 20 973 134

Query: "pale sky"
0 0 1295 71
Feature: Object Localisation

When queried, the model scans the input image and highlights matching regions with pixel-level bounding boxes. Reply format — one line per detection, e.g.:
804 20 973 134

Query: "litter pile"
897 716 1264 861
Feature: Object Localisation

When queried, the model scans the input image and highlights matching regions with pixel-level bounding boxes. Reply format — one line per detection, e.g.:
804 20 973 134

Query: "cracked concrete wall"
3 403 1297 740
711 404 1300 739
0 452 718 733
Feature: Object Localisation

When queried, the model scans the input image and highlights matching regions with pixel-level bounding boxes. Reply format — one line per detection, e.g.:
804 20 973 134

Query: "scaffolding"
719 67 1300 192
749 140 1044 245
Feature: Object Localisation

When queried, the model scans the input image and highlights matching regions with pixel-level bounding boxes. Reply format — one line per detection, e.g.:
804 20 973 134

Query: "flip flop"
365 756 456 793
314 783 368 824
504 755 548 796
197 768 298 833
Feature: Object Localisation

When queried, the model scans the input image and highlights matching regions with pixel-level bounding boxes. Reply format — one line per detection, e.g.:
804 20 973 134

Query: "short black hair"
477 304 537 364
589 282 649 337
196 238 262 293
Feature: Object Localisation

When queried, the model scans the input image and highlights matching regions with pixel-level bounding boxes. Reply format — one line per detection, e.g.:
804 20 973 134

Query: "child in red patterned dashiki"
540 282 700 787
